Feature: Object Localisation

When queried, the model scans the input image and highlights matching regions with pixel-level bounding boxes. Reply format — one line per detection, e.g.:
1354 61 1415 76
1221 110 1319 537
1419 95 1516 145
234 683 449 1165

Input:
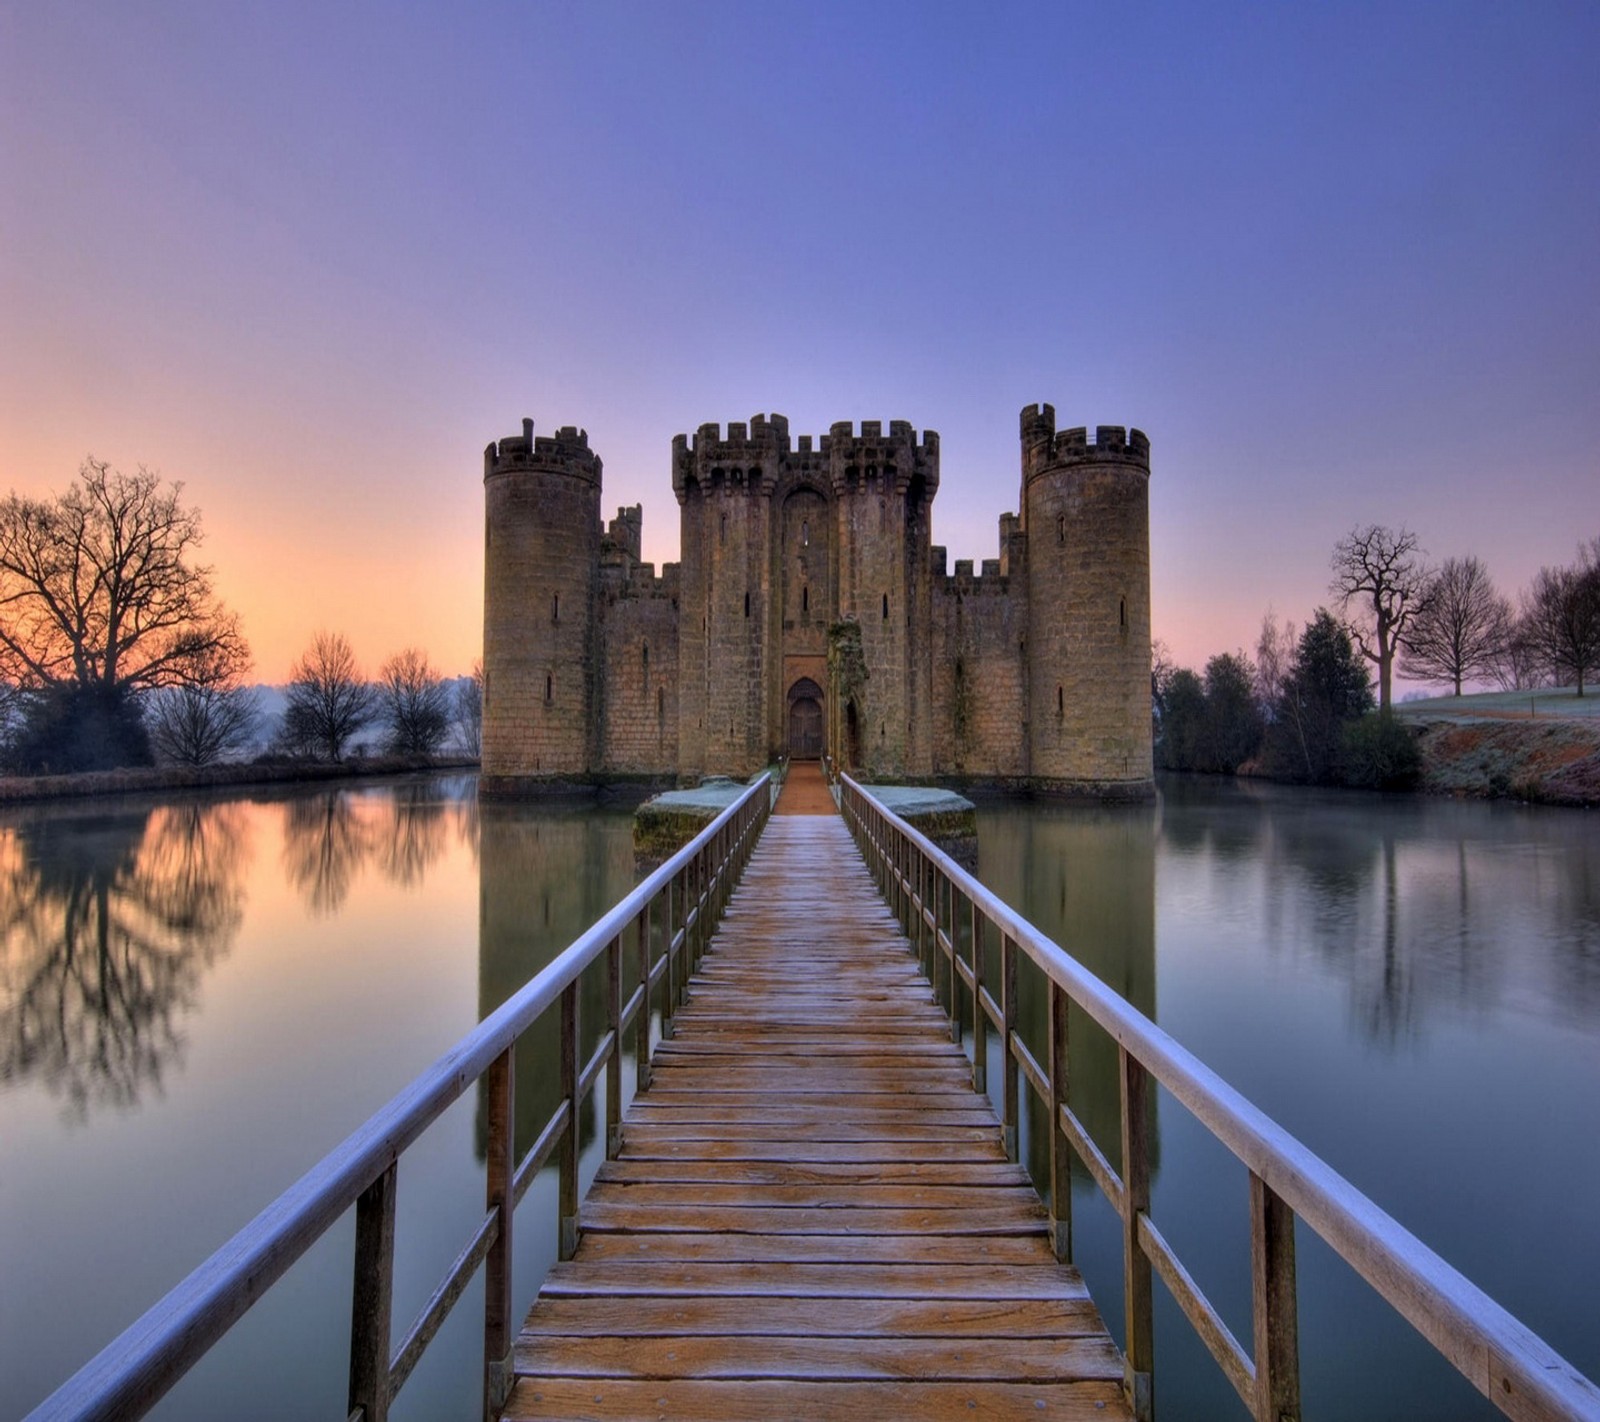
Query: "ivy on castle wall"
827 620 868 706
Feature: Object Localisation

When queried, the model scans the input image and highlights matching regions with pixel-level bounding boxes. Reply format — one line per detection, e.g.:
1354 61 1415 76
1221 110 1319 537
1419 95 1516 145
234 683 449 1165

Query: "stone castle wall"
930 550 1029 779
598 561 679 775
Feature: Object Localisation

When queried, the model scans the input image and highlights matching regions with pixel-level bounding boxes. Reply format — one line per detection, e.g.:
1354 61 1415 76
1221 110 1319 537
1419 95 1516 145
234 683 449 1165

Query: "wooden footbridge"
29 766 1600 1422
505 770 1127 1419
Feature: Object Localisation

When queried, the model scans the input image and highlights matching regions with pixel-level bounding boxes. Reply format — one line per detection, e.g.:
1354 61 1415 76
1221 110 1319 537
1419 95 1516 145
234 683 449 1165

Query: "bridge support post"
1049 980 1072 1262
484 1046 515 1420
971 900 987 1093
606 935 623 1159
348 1162 396 1422
635 905 652 1094
1120 1047 1154 1422
1001 934 1019 1162
1250 1173 1301 1422
559 982 580 1261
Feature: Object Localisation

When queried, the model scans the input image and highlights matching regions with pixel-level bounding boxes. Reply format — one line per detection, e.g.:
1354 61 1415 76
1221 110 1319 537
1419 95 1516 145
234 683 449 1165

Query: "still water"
1 773 1596 1419
977 777 1600 1421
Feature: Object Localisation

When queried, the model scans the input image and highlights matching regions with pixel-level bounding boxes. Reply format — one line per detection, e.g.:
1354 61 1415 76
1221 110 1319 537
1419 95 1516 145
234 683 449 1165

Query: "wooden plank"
614 1138 1009 1163
501 1378 1127 1420
623 1106 999 1128
519 1333 1124 1382
568 1232 1056 1267
593 1159 1031 1188
539 1261 1084 1300
578 1202 1047 1236
519 1296 1106 1340
583 1182 1046 1210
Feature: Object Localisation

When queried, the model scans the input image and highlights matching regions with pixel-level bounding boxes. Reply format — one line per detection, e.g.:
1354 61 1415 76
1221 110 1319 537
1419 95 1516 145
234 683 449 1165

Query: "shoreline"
0 755 482 806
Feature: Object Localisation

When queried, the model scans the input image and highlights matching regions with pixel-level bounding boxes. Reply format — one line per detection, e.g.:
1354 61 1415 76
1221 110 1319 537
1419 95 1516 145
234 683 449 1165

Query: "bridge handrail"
839 773 1600 1422
28 773 773 1422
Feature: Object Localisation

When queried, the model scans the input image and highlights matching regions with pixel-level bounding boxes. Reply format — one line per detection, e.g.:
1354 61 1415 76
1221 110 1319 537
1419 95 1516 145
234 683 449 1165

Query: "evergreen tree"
1265 610 1374 783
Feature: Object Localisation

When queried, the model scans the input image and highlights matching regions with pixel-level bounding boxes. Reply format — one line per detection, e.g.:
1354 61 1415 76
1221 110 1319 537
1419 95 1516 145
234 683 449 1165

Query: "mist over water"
1 773 1595 1419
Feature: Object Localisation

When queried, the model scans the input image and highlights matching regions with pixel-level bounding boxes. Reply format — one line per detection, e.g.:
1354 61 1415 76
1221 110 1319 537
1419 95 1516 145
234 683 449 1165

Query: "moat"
2 773 1596 1421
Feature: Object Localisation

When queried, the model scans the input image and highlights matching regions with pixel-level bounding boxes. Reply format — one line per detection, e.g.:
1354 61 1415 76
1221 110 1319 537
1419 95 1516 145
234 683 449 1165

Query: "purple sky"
3 2 1596 682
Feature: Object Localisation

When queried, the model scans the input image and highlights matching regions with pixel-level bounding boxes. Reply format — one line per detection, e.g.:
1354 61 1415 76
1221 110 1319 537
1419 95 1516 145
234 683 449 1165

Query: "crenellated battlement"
671 413 941 500
1020 403 1149 483
932 515 1018 597
484 417 603 484
823 420 940 497
671 413 793 499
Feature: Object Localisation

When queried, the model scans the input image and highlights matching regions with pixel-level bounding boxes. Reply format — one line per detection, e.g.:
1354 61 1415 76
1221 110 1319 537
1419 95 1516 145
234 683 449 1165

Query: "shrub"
1339 712 1421 789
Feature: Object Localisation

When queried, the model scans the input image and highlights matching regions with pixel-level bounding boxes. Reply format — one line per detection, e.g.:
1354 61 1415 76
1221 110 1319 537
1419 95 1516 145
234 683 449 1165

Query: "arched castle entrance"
786 678 824 760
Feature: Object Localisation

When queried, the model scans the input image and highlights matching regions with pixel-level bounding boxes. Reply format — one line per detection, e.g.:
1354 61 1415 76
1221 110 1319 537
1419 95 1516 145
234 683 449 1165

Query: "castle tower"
828 420 940 777
481 419 602 790
1020 403 1153 796
672 417 782 779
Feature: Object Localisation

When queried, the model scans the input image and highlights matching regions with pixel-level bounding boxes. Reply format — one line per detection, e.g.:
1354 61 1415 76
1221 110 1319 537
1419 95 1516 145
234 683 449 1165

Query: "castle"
481 404 1152 797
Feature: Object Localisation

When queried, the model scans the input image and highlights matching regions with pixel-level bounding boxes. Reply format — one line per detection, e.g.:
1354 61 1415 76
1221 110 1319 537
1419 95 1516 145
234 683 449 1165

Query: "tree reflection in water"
280 791 377 915
0 801 248 1120
278 776 473 913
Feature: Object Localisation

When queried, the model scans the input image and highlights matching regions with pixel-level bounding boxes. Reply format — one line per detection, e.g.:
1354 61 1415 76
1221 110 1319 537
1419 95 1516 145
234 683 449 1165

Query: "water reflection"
0 801 248 1119
279 775 478 913
1156 777 1600 1046
976 801 1159 1180
475 803 638 1160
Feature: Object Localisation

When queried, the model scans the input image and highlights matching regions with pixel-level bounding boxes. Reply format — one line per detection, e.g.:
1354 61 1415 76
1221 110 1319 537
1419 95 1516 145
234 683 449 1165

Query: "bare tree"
1254 607 1296 717
0 460 250 769
378 647 451 757
0 460 248 693
455 659 483 757
146 647 259 765
1330 525 1429 711
282 632 376 761
1523 540 1600 696
1488 606 1549 691
1400 555 1512 696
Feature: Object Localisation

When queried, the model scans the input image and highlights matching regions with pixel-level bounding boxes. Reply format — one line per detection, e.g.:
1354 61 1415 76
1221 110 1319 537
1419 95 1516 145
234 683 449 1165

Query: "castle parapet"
1021 404 1149 485
823 420 941 497
671 412 791 500
484 417 602 485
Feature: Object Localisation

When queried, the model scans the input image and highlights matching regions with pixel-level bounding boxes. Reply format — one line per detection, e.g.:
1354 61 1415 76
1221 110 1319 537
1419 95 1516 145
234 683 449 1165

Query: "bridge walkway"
503 764 1132 1419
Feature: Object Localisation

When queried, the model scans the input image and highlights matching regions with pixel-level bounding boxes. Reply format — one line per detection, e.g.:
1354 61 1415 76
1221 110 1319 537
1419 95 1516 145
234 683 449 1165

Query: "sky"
2 1 1596 683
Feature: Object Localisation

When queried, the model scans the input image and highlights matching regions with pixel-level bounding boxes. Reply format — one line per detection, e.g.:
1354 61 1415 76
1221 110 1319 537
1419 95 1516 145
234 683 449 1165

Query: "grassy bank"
1391 686 1599 805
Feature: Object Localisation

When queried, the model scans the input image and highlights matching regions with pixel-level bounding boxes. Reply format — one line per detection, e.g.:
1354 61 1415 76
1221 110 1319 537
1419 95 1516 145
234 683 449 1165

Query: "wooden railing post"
970 901 986 1093
1251 1172 1301 1422
1120 1046 1154 1422
918 855 929 973
348 1161 396 1422
1049 980 1072 1262
1001 933 1019 1161
559 981 580 1261
662 871 678 1040
483 1046 515 1420
947 878 960 1044
636 903 652 1094
606 934 622 1159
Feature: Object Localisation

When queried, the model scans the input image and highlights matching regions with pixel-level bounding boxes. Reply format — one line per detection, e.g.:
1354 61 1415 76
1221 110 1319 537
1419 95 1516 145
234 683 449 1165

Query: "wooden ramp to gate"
504 773 1131 1419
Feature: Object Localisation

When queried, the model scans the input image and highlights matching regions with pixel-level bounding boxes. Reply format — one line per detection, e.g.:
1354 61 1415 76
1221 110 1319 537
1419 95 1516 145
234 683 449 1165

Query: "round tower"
481 418 602 792
1021 404 1153 797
